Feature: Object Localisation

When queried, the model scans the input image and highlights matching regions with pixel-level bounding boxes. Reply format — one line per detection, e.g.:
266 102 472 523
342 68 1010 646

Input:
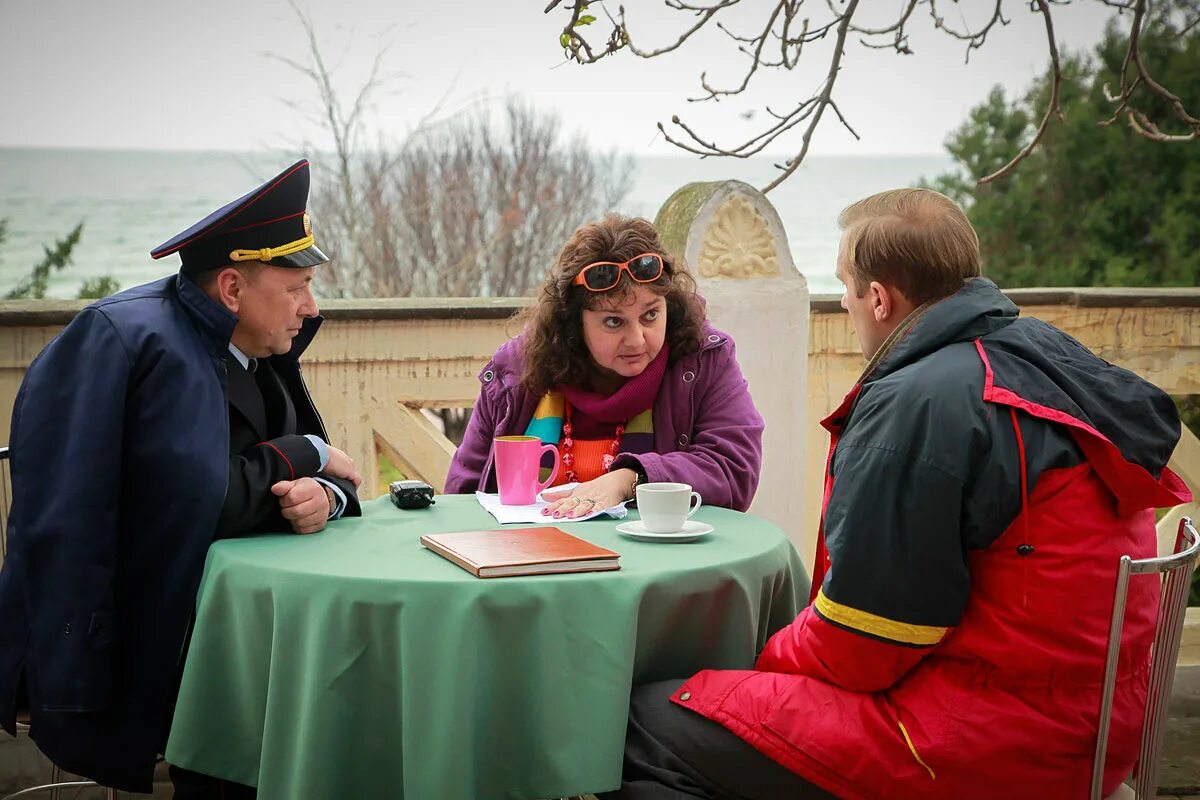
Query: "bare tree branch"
555 0 627 64
626 0 742 59
546 0 1198 191
1100 0 1199 141
779 12 807 69
979 0 1063 184
692 5 784 101
651 0 861 195
852 0 921 54
668 1 870 189
928 0 1009 63
762 0 860 192
1120 0 1199 138
545 0 924 191
1126 108 1199 141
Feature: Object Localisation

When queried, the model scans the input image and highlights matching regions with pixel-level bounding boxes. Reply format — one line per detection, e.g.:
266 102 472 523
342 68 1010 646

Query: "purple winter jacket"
444 324 765 511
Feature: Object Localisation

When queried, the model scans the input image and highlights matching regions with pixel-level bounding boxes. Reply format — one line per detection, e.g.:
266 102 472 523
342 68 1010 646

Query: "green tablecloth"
165 495 809 800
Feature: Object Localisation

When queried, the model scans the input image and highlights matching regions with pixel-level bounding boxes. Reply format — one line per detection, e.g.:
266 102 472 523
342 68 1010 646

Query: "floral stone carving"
697 195 781 279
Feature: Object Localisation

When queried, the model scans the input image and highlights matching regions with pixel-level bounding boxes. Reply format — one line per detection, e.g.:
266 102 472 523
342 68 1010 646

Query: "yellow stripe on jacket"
814 589 948 647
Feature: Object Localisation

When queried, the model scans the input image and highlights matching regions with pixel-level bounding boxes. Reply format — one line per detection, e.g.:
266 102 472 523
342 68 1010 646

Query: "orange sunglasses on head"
572 253 665 292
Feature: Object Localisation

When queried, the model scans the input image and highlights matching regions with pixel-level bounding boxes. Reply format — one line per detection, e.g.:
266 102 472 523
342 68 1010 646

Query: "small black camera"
389 480 436 510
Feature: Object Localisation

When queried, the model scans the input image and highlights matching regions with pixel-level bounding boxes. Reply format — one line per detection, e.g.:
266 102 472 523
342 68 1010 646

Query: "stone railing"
2 289 1195 564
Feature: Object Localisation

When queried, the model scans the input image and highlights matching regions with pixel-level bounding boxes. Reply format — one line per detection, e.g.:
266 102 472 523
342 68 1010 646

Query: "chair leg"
0 770 105 800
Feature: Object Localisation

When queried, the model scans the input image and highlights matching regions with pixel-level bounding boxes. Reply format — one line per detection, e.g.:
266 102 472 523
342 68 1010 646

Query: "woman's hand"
542 468 637 519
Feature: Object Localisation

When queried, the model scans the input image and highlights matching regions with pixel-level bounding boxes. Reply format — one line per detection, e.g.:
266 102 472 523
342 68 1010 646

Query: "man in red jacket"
601 188 1191 800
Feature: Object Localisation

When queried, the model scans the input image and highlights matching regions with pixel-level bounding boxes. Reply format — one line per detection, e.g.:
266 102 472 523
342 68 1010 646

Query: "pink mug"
494 435 561 505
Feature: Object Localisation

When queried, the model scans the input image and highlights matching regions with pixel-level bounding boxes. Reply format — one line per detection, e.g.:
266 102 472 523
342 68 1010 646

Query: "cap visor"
271 244 329 269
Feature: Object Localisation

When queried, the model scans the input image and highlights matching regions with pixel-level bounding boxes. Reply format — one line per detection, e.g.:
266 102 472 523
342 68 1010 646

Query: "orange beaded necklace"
560 399 625 484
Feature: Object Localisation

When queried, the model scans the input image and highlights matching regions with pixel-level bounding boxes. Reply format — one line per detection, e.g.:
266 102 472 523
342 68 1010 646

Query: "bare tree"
275 3 631 300
275 6 632 442
307 100 631 300
547 0 1200 191
309 99 631 442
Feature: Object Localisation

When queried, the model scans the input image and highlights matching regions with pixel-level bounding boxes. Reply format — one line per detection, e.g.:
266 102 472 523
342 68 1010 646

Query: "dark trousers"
169 764 257 800
599 680 838 800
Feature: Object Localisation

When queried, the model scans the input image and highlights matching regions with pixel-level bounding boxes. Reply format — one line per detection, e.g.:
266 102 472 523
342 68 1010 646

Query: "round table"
165 495 809 800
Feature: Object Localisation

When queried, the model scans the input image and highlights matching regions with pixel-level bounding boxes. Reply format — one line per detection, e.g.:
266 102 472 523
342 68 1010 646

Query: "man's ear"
868 280 893 323
214 267 243 313
868 280 914 324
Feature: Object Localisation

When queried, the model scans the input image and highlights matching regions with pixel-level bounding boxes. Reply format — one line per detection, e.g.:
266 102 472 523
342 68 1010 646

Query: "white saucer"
615 519 714 543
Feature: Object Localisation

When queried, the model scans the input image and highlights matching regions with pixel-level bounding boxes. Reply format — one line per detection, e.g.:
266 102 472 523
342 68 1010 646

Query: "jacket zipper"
897 719 937 781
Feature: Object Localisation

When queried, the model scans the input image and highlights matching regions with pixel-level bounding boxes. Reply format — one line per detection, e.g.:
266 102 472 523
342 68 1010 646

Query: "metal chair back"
1091 517 1200 799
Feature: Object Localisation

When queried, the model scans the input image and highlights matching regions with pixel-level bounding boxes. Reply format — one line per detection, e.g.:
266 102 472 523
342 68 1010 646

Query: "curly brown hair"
517 214 706 396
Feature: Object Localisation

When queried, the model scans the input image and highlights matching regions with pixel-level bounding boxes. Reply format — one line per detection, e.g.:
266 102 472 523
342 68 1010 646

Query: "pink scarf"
561 344 669 424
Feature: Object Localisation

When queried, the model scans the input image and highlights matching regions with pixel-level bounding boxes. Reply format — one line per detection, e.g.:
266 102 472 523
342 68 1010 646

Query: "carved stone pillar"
656 180 812 568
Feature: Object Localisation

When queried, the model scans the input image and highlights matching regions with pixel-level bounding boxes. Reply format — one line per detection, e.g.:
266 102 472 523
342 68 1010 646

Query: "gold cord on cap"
229 234 315 263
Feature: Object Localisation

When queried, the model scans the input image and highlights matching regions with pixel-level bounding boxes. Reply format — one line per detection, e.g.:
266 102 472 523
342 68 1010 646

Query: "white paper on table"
474 483 630 525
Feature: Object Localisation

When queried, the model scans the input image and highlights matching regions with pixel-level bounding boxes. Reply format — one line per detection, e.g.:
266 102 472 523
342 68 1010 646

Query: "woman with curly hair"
445 213 764 516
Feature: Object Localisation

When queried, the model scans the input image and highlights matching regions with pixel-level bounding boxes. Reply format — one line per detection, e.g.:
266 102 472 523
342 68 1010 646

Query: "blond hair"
838 188 981 305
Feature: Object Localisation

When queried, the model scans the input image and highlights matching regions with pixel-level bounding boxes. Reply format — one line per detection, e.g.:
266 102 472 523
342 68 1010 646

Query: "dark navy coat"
0 274 349 791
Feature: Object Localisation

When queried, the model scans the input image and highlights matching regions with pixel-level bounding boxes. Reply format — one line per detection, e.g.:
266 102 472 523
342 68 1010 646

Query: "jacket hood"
873 278 1185 499
869 278 1019 384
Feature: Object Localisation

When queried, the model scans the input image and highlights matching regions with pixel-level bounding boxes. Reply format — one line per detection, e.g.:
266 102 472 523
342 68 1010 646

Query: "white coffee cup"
636 482 703 533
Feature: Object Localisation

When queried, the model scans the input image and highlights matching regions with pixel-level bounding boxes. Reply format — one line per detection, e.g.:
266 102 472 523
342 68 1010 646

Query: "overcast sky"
1 0 1124 157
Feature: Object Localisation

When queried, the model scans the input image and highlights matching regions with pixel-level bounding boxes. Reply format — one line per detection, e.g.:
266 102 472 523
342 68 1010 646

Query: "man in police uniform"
0 159 362 797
